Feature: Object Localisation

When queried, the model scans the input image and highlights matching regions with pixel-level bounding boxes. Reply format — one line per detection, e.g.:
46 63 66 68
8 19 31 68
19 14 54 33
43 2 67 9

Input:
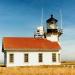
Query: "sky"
0 0 75 63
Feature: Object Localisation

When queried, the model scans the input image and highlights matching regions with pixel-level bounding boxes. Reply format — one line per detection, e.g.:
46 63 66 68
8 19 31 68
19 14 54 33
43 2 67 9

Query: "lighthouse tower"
46 15 63 42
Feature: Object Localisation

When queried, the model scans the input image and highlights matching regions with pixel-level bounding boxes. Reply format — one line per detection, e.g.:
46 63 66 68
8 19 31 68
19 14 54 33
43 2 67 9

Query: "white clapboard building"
2 15 63 67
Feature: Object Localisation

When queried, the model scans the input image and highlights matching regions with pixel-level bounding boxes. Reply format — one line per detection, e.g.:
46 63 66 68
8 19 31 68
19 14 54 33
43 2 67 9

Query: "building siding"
6 51 60 67
46 34 58 42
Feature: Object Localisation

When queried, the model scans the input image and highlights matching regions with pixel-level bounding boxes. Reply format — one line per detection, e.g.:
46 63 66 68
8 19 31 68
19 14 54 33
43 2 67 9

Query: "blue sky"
0 0 75 62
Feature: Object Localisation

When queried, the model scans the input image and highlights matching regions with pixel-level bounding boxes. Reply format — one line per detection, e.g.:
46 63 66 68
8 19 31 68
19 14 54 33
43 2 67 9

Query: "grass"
0 66 75 75
0 62 75 75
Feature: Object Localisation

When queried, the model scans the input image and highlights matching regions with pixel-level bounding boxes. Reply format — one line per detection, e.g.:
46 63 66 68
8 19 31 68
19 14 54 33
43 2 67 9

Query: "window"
9 54 14 63
51 21 54 24
52 53 56 62
58 54 60 62
37 29 40 32
39 53 43 62
24 54 28 62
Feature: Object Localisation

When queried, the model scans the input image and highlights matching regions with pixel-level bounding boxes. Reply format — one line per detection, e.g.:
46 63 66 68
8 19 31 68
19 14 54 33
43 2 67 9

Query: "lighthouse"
45 14 63 42
34 14 63 43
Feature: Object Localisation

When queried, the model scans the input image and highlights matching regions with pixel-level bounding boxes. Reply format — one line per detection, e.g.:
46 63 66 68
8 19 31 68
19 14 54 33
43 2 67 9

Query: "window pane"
52 53 56 62
58 54 60 62
39 53 43 62
9 54 14 63
24 54 28 62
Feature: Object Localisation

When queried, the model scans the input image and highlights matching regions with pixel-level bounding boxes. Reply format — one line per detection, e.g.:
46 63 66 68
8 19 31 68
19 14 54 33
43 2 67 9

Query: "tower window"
37 30 40 32
9 54 14 63
52 53 56 62
51 21 54 24
24 54 28 62
38 53 43 62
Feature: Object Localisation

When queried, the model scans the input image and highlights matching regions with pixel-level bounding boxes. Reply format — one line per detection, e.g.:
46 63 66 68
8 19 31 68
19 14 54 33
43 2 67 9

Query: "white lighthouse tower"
45 14 63 42
34 14 63 42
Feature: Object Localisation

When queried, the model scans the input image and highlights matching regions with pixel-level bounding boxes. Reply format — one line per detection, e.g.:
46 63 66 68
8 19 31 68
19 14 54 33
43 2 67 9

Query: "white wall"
6 51 60 67
46 34 58 42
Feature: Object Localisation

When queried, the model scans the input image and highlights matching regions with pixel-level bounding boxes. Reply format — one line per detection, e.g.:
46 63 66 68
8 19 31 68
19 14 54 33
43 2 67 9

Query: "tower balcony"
46 29 63 36
58 29 63 36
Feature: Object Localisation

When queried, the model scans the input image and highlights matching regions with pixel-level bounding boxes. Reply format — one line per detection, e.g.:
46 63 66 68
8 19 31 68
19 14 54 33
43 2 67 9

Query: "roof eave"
3 48 60 52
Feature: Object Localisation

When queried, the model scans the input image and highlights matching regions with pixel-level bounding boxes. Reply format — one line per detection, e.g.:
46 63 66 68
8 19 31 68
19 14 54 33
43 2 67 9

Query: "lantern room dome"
46 14 58 23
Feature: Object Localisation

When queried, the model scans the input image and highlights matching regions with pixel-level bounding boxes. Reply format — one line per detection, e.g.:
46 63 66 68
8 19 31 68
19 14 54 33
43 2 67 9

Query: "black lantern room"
46 14 58 23
46 15 58 33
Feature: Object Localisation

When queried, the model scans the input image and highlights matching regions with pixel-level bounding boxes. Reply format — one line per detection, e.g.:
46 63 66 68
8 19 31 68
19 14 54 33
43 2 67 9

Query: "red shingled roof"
2 37 60 51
